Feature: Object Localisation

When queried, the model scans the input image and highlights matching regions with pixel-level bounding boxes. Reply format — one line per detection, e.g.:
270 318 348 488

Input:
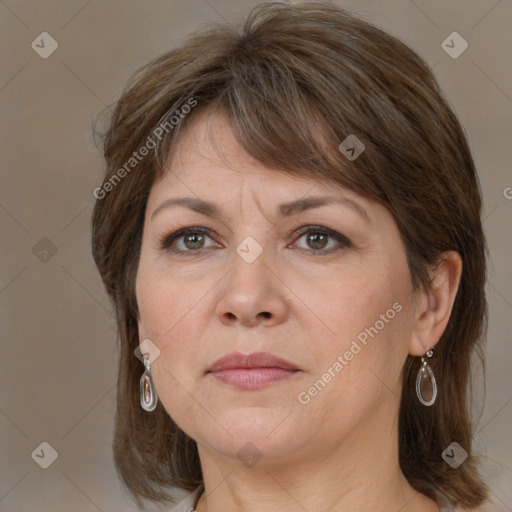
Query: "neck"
194 399 439 512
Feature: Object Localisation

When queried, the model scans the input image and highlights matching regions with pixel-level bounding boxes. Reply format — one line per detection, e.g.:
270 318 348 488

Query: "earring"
415 347 437 406
140 353 158 412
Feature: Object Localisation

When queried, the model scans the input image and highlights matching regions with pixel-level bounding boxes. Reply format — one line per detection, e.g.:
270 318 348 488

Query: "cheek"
296 303 410 438
136 262 208 341
136 279 207 427
301 262 412 391
294 263 404 345
135 266 213 389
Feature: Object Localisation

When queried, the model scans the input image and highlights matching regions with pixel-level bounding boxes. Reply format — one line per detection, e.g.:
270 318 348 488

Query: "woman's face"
135 111 423 467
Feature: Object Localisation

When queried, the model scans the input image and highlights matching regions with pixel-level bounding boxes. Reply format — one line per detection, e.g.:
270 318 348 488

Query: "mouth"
206 352 301 390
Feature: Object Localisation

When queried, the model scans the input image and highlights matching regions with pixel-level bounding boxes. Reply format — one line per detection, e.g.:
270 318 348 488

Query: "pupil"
308 232 327 250
185 233 204 249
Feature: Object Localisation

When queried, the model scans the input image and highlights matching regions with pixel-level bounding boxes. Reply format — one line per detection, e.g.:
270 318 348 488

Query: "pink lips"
207 352 300 390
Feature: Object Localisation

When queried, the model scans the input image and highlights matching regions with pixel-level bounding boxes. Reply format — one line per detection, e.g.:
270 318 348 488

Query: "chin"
194 405 306 461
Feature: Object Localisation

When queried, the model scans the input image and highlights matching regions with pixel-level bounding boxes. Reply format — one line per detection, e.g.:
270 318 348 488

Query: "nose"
216 246 288 328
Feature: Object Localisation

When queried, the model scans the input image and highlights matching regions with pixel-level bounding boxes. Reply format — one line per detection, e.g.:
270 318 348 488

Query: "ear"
409 251 463 356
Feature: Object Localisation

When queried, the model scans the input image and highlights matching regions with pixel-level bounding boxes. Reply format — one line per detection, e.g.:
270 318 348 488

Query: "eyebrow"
150 195 372 224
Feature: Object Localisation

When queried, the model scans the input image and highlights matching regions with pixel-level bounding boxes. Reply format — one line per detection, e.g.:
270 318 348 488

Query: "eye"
159 227 219 254
158 225 351 256
291 225 351 254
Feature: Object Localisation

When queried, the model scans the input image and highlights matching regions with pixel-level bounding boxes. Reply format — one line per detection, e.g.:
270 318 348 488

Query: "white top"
432 486 456 511
165 487 202 512
164 485 456 511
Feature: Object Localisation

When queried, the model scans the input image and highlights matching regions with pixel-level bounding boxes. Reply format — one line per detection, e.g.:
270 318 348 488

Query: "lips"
207 352 299 373
206 352 300 390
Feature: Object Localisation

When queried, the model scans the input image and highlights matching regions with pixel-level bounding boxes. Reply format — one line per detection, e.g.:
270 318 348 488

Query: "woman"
91 2 489 511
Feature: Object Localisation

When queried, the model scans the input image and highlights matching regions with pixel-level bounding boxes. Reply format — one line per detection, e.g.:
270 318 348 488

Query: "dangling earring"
140 353 158 412
415 347 437 406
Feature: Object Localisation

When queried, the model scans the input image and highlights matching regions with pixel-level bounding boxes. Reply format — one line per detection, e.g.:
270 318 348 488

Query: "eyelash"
158 225 352 256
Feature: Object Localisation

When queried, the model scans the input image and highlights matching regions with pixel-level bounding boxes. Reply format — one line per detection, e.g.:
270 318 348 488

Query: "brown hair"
91 1 488 508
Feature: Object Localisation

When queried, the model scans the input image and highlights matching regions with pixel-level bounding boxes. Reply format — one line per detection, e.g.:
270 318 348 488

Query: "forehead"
152 109 357 203
170 110 295 181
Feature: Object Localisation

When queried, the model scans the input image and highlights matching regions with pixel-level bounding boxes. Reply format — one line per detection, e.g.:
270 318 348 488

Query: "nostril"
224 311 271 321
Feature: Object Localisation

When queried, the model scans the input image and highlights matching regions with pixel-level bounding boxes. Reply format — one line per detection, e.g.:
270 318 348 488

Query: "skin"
135 110 463 512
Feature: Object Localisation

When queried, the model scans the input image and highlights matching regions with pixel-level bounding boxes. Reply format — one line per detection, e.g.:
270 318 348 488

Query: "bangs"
148 36 403 204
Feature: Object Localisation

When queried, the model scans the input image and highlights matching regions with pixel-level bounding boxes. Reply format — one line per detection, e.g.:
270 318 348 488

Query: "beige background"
0 1 511 511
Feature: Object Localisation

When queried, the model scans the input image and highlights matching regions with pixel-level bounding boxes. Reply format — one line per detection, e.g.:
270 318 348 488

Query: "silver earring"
415 347 437 406
140 353 158 412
